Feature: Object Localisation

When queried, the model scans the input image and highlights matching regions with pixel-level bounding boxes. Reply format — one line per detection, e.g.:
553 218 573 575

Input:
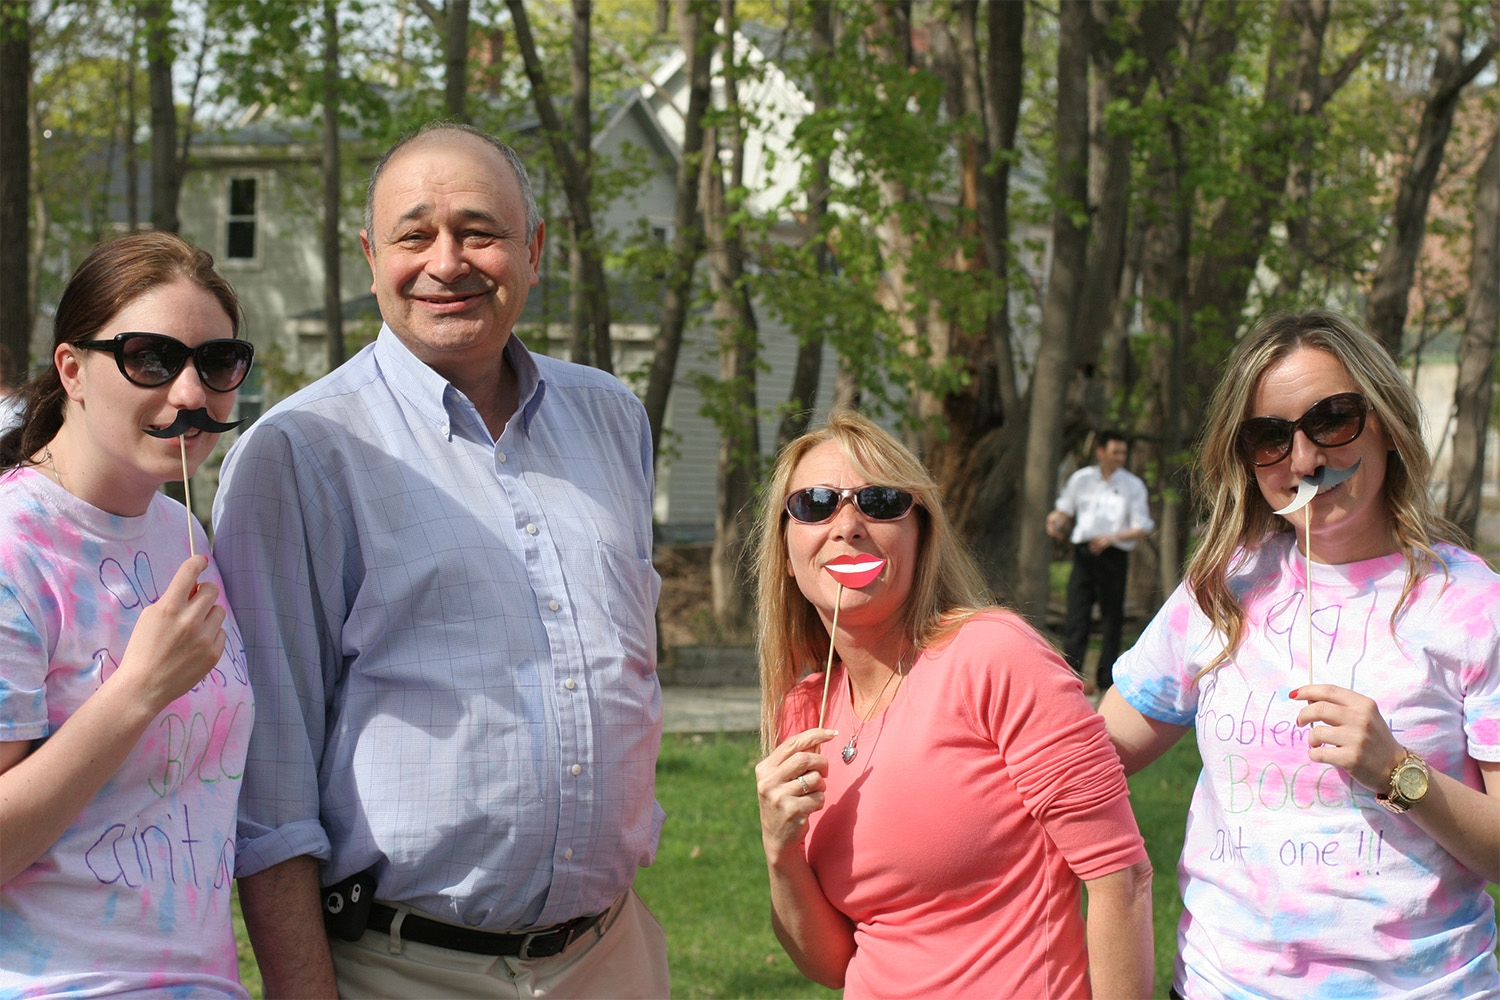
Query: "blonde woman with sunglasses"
1102 309 1500 999
0 232 255 998
754 411 1153 999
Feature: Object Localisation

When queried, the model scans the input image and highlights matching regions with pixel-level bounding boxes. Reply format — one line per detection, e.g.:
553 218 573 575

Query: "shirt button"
570 764 582 776
548 600 560 611
564 848 573 860
497 452 507 464
526 523 538 535
564 678 576 690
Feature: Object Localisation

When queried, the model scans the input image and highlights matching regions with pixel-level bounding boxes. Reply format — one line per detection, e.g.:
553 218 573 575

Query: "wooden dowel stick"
1304 503 1312 686
817 582 845 730
181 436 196 558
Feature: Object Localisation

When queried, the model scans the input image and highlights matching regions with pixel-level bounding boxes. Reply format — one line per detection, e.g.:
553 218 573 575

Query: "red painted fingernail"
1288 688 1300 699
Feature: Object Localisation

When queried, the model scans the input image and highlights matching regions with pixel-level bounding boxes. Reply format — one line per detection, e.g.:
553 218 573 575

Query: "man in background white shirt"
1046 431 1154 693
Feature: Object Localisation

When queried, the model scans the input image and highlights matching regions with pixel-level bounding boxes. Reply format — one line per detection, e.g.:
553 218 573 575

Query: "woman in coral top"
754 411 1153 999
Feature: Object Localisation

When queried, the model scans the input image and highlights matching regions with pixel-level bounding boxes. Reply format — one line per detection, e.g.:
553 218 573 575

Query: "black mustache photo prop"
143 407 246 558
142 408 245 438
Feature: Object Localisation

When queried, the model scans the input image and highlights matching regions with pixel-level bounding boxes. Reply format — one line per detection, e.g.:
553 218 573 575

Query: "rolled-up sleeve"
213 416 343 876
1127 476 1155 536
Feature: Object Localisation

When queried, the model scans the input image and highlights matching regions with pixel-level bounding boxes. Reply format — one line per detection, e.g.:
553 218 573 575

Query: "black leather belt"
367 903 608 959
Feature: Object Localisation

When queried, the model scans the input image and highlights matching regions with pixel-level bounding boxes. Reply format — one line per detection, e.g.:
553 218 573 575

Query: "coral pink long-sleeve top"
779 611 1147 1000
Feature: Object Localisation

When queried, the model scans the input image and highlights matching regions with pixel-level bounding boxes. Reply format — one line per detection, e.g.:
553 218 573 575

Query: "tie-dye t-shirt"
1115 533 1500 1000
0 467 252 999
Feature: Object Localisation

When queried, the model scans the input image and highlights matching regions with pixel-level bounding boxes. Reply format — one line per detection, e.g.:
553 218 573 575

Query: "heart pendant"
841 740 858 764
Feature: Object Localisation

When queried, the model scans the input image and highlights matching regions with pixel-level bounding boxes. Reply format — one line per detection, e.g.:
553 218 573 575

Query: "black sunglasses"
784 485 917 525
74 333 254 392
1236 392 1369 467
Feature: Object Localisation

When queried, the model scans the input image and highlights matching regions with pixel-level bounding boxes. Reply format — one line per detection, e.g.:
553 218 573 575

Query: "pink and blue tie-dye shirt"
1116 533 1500 999
0 467 252 999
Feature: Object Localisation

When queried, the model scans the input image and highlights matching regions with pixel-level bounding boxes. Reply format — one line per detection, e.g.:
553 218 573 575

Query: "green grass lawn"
1122 735 1198 993
234 733 1199 999
234 731 1497 999
638 733 840 1000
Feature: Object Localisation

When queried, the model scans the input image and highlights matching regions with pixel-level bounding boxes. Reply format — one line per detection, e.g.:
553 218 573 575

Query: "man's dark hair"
1096 429 1129 450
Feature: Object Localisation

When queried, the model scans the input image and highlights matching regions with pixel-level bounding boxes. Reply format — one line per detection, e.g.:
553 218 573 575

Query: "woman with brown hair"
0 231 256 997
755 410 1153 999
1102 309 1500 999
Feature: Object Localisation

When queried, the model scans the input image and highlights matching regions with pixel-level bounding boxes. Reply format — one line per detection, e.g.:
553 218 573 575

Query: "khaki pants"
329 890 670 999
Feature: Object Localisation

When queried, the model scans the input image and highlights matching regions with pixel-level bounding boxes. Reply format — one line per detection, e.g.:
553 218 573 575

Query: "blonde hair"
754 411 992 750
1188 309 1459 675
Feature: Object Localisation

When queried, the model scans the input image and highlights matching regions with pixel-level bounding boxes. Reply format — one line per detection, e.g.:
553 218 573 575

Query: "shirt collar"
374 324 548 440
505 333 547 433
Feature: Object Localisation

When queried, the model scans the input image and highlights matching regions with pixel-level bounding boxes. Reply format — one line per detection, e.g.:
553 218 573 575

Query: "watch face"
1395 762 1429 800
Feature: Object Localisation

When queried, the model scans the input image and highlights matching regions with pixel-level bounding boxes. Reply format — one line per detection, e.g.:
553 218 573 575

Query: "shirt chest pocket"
596 539 661 675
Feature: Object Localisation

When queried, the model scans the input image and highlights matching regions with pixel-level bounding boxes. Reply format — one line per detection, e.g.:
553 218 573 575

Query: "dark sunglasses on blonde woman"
784 485 917 524
1236 392 1368 467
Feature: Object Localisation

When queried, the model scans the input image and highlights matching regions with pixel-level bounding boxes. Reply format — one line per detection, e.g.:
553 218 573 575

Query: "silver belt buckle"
517 925 562 961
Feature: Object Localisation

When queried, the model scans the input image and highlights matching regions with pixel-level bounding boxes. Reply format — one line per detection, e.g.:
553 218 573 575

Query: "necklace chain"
41 447 64 491
842 656 907 765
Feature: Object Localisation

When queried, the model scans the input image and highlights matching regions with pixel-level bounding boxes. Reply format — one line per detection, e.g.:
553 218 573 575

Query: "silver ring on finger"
798 774 810 795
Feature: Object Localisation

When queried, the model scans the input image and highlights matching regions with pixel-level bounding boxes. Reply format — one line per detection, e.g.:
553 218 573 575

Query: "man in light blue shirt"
213 124 667 998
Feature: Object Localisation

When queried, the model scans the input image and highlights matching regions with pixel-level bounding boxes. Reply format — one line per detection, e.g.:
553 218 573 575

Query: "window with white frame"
226 177 258 261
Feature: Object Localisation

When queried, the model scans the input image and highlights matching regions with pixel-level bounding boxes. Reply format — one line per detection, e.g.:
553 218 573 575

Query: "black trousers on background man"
1061 543 1128 691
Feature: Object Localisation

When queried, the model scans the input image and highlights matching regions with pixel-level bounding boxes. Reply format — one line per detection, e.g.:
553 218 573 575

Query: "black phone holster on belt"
322 866 377 941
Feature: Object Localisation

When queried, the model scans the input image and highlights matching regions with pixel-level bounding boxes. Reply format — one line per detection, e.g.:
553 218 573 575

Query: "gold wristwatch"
1376 749 1430 814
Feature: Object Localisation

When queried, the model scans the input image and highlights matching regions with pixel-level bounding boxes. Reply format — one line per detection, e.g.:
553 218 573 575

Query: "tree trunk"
568 233 586 363
1076 0 1184 617
1186 0 1325 355
1015 0 1091 620
322 0 345 371
1134 134 1193 611
413 0 470 121
1105 220 1144 410
1273 2 1398 300
861 3 931 445
1075 1 1177 371
507 0 613 372
125 10 139 229
24 94 42 362
1274 0 1329 298
445 0 468 121
956 0 1027 589
1445 124 1499 542
913 0 1024 593
706 2 758 634
1127 0 1220 612
774 0 834 452
145 0 179 233
1365 4 1495 357
642 0 712 457
711 3 762 632
567 0 591 366
0 0 29 384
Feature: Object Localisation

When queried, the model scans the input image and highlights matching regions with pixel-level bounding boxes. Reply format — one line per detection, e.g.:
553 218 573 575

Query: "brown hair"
754 410 993 750
0 231 241 470
1188 308 1459 676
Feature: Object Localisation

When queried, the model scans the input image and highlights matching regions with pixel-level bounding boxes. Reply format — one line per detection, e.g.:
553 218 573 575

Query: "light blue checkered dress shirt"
212 327 663 931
